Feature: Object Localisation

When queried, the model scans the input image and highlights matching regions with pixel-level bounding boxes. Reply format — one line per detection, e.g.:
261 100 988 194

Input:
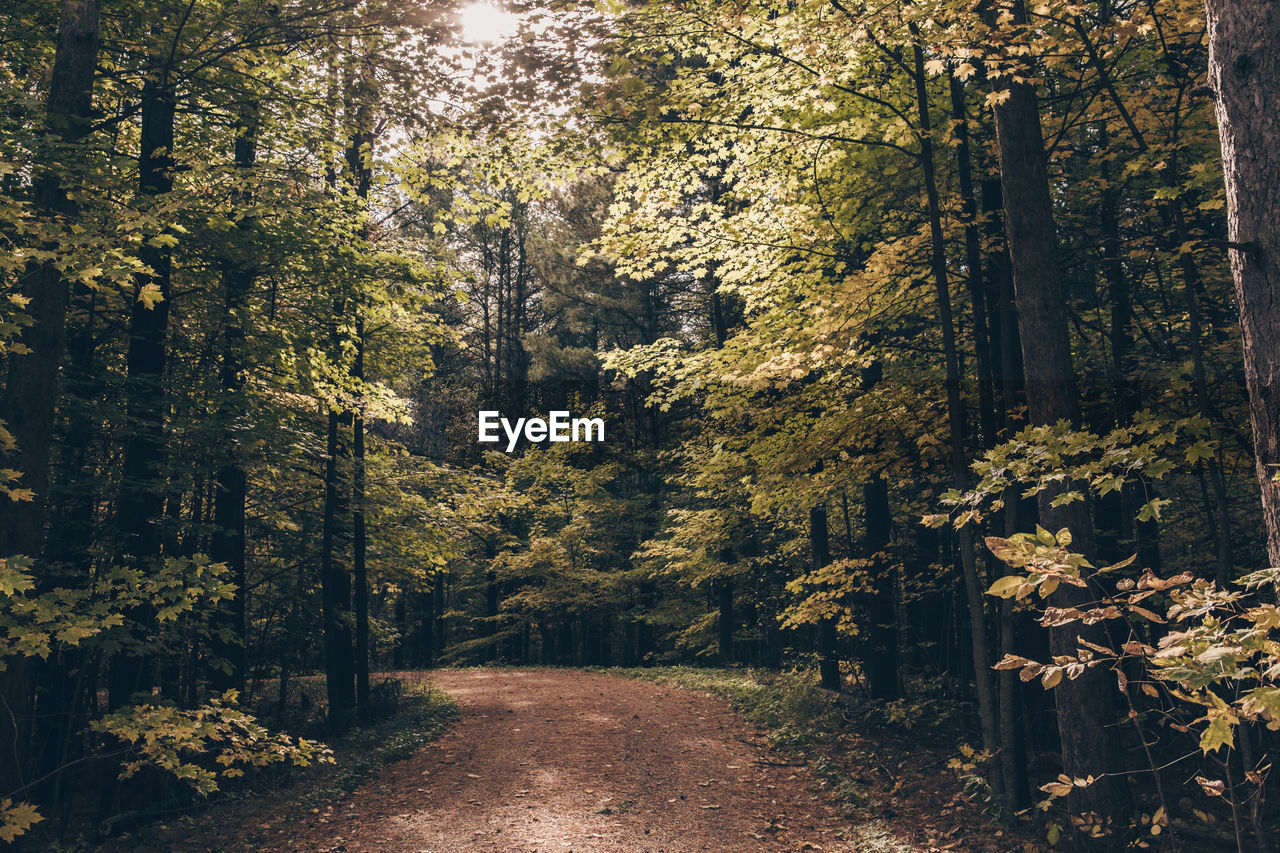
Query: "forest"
0 0 1278 850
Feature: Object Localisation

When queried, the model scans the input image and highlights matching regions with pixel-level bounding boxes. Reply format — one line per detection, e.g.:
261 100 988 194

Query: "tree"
1204 0 1280 568
985 17 1133 837
0 0 102 793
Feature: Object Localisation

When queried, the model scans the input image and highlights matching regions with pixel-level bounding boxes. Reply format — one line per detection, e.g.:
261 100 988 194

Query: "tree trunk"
108 73 177 710
810 504 841 690
949 77 998 445
320 407 356 734
353 321 369 708
717 575 734 665
208 103 258 695
988 23 1132 827
345 101 373 708
0 0 100 786
1204 0 1280 570
911 40 999 779
0 0 101 561
863 476 898 699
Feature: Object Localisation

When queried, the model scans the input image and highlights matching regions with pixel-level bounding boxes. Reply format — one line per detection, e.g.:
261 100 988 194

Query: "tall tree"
1204 0 1280 568
107 52 179 711
986 5 1132 834
0 0 101 796
208 103 259 695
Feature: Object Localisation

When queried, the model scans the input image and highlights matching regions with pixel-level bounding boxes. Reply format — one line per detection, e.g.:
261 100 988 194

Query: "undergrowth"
89 678 458 853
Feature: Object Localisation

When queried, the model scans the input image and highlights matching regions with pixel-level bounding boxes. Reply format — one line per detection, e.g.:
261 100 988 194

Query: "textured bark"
1204 0 1280 569
346 113 372 709
990 62 1132 829
717 576 734 665
353 321 369 708
0 0 100 561
949 77 997 445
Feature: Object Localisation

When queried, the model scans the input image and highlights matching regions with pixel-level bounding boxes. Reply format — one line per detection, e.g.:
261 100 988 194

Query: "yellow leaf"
987 575 1023 598
1199 715 1233 754
0 799 43 843
985 88 1013 108
137 283 165 309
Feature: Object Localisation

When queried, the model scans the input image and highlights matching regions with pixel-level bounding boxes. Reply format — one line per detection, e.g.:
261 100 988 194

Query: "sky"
460 2 522 43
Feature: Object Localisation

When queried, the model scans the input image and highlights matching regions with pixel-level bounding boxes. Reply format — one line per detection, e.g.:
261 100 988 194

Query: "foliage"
95 693 333 796
0 0 1275 846
985 526 1279 844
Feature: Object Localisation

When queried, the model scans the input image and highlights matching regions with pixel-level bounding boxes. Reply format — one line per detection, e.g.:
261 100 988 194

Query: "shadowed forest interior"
1 0 1279 850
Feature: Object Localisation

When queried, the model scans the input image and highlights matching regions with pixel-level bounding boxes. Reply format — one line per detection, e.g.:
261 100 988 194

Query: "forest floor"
98 668 1035 853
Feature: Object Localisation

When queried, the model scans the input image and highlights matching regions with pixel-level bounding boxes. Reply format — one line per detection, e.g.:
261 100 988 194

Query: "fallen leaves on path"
248 670 881 852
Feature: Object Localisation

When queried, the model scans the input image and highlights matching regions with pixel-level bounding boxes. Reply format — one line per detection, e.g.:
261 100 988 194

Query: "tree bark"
0 0 101 561
949 77 998 445
863 476 898 699
988 25 1132 828
346 111 372 709
353 320 370 708
320 406 356 734
1204 0 1280 569
717 576 734 666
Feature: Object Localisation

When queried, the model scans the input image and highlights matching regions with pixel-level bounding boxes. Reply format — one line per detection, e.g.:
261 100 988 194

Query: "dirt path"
277 669 862 852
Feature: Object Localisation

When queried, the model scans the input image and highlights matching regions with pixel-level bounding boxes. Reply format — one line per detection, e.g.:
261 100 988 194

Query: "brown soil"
266 669 866 852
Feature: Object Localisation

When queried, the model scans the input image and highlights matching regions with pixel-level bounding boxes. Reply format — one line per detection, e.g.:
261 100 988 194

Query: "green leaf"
1200 714 1233 754
987 575 1024 599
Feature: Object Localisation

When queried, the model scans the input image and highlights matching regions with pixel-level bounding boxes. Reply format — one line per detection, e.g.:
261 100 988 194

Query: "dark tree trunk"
981 176 1025 426
1204 0 1280 570
108 74 177 710
345 108 373 709
418 590 435 667
863 476 898 700
353 322 370 708
208 104 258 695
911 41 999 778
0 0 101 561
949 77 998 445
485 559 500 663
717 576 734 665
0 0 101 786
988 22 1132 828
810 504 841 691
320 408 356 734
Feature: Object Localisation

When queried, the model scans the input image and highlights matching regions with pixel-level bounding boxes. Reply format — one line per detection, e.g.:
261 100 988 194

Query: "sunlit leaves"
94 693 333 798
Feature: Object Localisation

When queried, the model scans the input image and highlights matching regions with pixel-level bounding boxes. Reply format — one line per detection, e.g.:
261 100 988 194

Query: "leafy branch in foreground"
0 554 324 842
984 526 1278 846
